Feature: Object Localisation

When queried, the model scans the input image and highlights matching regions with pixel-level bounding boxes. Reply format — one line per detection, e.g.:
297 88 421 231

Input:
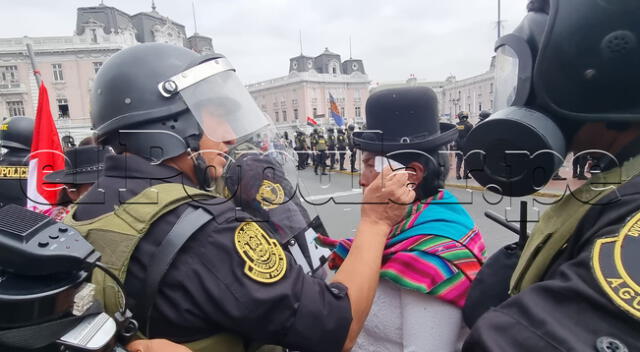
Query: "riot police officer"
461 0 640 350
327 127 337 170
314 129 328 175
309 127 319 167
0 116 33 207
65 43 413 352
454 111 473 179
294 130 308 170
346 124 359 173
478 110 491 124
337 127 348 171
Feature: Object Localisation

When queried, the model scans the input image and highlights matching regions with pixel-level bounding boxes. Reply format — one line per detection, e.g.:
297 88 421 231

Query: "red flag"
27 82 64 211
306 116 318 126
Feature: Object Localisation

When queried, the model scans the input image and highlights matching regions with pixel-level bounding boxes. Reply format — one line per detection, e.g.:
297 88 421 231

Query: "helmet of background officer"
478 110 492 123
353 87 457 200
347 124 356 132
327 127 335 134
90 43 268 189
456 111 469 121
463 0 640 197
0 116 33 154
337 127 345 135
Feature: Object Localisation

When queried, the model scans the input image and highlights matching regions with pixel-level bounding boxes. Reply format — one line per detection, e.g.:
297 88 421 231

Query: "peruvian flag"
27 83 64 211
306 116 318 127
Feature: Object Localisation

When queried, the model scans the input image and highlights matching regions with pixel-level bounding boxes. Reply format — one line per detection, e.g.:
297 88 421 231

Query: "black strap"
141 206 213 337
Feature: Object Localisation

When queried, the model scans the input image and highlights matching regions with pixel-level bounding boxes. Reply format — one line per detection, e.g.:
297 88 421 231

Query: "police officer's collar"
104 153 188 181
593 136 640 173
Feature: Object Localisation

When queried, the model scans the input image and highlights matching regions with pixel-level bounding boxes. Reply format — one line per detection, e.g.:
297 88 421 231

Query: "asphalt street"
296 168 553 255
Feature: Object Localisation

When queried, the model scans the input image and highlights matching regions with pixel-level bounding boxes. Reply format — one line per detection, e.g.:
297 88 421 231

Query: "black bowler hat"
44 145 113 184
353 87 457 153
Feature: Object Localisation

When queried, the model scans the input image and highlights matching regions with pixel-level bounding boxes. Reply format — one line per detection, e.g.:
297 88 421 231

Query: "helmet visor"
494 45 520 111
179 70 269 143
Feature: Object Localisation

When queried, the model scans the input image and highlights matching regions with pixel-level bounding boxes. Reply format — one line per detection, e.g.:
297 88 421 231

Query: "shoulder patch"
234 221 287 283
256 180 284 210
592 211 640 320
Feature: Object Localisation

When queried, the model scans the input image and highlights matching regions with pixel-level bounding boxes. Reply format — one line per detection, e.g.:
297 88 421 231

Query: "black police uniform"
337 131 347 171
327 130 337 170
346 129 358 172
0 150 29 207
294 133 308 170
454 119 473 179
463 141 640 351
72 153 352 351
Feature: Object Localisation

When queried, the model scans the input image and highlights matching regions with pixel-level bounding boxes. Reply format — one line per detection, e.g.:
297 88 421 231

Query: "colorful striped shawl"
316 190 486 308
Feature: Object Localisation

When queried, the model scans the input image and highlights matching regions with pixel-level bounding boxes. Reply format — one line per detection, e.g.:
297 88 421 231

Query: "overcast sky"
1 0 528 84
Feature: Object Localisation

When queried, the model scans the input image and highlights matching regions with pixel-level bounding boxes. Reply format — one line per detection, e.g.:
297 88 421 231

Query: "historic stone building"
371 57 496 125
0 2 213 142
247 48 371 137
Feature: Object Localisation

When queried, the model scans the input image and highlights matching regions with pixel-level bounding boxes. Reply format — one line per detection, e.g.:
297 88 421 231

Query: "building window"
312 107 317 117
340 107 345 117
93 62 103 74
332 67 337 74
275 111 279 122
292 99 298 107
52 64 64 82
293 108 299 120
7 101 25 117
280 100 286 109
1 66 18 84
282 110 287 121
479 103 483 112
355 106 361 118
90 29 98 43
490 83 494 94
57 98 69 119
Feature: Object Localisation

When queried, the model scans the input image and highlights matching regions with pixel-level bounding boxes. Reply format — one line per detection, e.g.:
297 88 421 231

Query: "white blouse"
353 280 465 352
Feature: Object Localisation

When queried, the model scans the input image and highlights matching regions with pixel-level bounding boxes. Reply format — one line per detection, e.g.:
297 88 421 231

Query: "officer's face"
198 113 237 179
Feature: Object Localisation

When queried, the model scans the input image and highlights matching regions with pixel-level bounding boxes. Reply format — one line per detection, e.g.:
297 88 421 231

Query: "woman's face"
360 152 380 189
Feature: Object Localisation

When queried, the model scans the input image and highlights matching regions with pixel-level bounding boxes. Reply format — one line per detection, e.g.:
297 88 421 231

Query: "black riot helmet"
327 127 335 134
0 116 33 151
464 0 640 197
457 111 469 121
347 124 355 132
91 43 270 188
478 110 492 123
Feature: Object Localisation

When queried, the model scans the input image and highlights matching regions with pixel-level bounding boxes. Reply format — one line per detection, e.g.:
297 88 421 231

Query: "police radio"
0 204 138 352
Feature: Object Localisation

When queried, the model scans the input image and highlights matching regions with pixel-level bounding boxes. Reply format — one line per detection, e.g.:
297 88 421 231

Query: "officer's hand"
126 339 192 352
361 166 415 228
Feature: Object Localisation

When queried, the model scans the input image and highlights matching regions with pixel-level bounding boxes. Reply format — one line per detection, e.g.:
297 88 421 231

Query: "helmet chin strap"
185 137 215 191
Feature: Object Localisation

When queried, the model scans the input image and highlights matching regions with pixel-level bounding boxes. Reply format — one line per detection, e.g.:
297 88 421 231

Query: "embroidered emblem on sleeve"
256 180 284 210
592 211 640 320
234 221 287 283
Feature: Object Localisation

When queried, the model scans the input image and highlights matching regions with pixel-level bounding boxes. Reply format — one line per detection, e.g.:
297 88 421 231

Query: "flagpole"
25 43 41 87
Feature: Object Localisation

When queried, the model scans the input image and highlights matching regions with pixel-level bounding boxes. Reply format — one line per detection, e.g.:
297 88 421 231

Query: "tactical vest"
327 135 336 149
64 183 282 352
510 154 640 295
316 137 328 151
337 135 347 148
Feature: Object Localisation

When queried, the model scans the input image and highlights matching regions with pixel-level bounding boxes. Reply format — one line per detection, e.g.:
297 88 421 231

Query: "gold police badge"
256 180 284 210
234 221 287 283
592 211 640 320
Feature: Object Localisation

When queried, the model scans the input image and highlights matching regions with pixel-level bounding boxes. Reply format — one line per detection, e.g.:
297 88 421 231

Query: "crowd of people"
293 124 359 175
0 0 639 351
